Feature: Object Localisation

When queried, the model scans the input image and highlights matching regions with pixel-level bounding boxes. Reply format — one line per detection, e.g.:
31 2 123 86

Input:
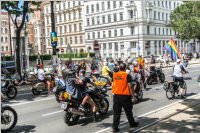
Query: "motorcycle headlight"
1 81 6 87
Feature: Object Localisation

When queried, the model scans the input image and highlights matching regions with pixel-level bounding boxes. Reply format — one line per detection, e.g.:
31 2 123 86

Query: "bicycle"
163 76 191 99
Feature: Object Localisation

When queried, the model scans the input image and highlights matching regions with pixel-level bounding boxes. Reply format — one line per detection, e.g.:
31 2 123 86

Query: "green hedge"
29 55 52 61
58 53 88 58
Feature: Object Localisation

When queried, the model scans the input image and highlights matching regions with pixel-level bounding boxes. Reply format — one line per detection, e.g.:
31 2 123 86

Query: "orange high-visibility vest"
112 71 131 95
134 66 139 73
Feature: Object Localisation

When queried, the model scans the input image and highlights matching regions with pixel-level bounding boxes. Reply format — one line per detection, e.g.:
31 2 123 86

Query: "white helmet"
133 61 138 66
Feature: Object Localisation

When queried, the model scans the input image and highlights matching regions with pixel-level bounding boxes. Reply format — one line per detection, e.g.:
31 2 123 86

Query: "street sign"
138 47 140 51
51 32 57 47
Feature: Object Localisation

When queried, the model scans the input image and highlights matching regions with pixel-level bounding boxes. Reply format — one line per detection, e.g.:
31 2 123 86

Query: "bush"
58 53 88 58
29 55 52 61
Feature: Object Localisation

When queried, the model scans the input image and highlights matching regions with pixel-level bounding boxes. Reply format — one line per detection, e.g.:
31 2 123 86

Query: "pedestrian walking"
112 63 139 132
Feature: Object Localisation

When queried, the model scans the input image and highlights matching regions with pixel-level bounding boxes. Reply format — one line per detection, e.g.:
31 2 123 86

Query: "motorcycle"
90 71 111 87
1 95 18 132
146 67 165 85
131 75 143 103
31 74 55 95
61 86 109 126
1 77 17 99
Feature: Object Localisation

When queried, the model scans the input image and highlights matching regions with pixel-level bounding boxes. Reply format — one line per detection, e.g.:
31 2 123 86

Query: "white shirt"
173 64 183 77
38 69 45 80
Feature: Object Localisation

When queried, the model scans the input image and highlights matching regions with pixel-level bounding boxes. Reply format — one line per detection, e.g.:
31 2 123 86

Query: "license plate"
61 102 67 109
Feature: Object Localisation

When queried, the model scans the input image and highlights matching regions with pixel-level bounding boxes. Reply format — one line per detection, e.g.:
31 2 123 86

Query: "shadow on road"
10 125 36 133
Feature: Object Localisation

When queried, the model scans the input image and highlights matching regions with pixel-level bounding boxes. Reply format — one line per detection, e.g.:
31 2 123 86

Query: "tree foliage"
1 1 41 78
170 1 200 41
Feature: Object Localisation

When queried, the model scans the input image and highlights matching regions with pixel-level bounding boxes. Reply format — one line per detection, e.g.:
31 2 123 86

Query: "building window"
69 24 72 32
108 30 111 37
113 13 117 22
73 11 76 20
79 23 82 31
120 12 123 21
86 6 89 13
2 46 4 51
103 31 106 38
113 1 116 8
92 32 95 39
170 29 172 35
68 2 70 8
163 28 164 35
130 10 134 19
166 13 168 21
70 37 73 44
120 29 123 36
5 37 8 43
159 28 160 35
102 2 105 11
109 43 112 49
108 14 111 23
158 12 160 20
169 1 171 9
6 46 8 51
60 38 63 45
92 17 95 25
147 25 150 35
78 10 81 19
75 36 77 44
1 37 3 42
87 18 90 26
114 29 117 36
119 1 122 7
74 24 77 32
130 26 135 35
102 15 105 23
96 3 99 12
80 36 83 43
60 26 62 33
98 32 100 38
162 12 164 20
88 33 90 39
79 1 81 6
5 28 7 33
65 37 67 44
97 16 100 24
166 1 168 8
73 1 75 6
166 28 168 35
154 27 156 35
154 11 156 20
114 42 118 51
64 13 66 21
91 4 94 13
69 12 71 20
103 43 106 50
130 42 136 48
107 1 110 9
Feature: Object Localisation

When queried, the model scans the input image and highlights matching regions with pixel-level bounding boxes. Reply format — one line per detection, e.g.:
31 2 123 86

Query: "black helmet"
119 63 126 71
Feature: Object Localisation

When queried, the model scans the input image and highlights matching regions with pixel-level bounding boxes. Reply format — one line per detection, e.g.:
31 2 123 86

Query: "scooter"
32 74 55 95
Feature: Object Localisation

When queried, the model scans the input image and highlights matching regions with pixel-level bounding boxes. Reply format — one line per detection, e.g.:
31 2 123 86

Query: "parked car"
1 61 16 74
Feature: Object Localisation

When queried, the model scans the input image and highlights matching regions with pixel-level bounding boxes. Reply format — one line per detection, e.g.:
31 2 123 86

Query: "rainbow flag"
165 39 181 61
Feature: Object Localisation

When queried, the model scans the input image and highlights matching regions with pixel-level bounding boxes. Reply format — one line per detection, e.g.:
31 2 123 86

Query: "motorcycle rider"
37 64 51 93
173 59 188 98
102 62 111 78
150 55 160 83
77 69 97 121
137 55 145 89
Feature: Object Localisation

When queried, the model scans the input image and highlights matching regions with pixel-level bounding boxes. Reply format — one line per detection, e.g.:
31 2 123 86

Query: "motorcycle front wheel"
32 88 40 95
64 111 80 126
6 86 17 99
1 106 18 132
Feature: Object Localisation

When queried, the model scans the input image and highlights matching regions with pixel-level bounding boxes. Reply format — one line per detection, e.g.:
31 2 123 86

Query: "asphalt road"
4 64 200 133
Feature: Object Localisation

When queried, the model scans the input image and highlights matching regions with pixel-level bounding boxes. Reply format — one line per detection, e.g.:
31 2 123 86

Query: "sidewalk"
101 93 200 133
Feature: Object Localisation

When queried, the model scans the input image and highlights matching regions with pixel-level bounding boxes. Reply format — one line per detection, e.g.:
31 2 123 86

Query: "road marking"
42 110 63 117
94 93 200 133
9 97 55 107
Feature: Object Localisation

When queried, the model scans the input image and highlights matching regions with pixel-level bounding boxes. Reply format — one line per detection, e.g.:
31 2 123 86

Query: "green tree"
1 1 41 78
170 1 200 41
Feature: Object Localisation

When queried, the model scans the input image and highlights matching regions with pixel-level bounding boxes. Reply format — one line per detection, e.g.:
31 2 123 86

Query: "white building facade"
84 0 196 59
43 1 85 54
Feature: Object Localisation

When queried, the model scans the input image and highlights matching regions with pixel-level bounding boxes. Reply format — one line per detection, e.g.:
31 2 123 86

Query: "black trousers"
112 94 135 129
